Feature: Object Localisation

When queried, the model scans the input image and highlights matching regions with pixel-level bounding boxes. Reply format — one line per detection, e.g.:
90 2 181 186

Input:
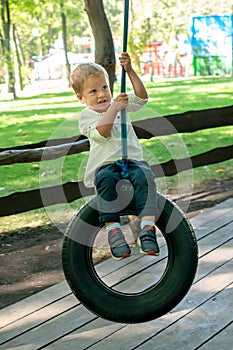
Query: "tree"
1 0 231 97
60 0 71 84
0 0 16 98
84 0 115 92
12 23 24 91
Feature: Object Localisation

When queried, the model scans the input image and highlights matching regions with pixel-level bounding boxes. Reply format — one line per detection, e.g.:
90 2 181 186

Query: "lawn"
0 76 232 230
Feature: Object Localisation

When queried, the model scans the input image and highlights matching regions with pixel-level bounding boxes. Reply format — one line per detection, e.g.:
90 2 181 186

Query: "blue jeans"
94 160 158 224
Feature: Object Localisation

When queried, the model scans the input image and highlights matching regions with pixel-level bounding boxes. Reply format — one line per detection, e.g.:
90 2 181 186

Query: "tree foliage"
0 0 231 97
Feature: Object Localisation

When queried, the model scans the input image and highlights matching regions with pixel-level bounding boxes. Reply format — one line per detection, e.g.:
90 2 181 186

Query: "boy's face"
77 74 112 112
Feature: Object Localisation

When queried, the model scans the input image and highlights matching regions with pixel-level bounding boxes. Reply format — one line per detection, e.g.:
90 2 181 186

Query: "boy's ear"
77 93 85 104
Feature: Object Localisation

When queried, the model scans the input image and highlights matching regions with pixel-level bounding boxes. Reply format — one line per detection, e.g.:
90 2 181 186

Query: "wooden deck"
0 198 232 350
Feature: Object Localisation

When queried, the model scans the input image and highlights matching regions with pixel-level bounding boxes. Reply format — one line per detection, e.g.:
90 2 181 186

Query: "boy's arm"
119 52 148 100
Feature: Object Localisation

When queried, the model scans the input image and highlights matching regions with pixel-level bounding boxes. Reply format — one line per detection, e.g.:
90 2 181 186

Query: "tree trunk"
84 0 115 92
1 0 16 98
60 0 71 85
12 24 23 91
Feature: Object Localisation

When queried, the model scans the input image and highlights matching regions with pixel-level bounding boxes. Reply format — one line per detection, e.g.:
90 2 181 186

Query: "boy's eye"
103 85 108 90
90 89 97 95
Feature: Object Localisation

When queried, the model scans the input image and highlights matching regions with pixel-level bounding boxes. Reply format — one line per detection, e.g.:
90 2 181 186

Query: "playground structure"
29 14 232 82
141 41 191 79
142 15 232 79
191 15 232 76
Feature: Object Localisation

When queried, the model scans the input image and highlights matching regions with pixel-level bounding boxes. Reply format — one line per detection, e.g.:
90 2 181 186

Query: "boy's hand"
97 93 128 137
119 52 133 73
112 93 128 111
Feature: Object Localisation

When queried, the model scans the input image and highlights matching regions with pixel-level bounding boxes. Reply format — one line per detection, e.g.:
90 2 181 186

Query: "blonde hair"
70 63 109 94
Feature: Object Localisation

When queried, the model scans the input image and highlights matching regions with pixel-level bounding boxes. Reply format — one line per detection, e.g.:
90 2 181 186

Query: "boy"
70 52 159 260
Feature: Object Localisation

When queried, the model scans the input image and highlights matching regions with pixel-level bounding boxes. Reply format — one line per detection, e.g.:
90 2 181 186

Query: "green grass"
145 76 233 116
0 76 232 231
1 91 82 148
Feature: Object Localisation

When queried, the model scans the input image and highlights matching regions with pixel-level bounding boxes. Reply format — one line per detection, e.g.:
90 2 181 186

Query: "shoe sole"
137 238 160 256
111 253 132 261
139 248 160 256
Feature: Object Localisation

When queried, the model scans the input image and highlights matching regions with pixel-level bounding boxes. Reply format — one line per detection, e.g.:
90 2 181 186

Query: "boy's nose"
98 91 106 99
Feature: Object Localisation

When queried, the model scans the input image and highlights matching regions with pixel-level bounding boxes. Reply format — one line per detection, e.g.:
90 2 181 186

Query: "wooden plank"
15 225 231 350
0 182 95 217
0 294 80 345
190 198 233 226
117 223 232 293
45 318 124 350
96 235 168 293
1 105 232 153
0 202 232 349
0 242 165 344
1 143 232 171
0 281 71 328
0 135 87 152
80 216 231 294
133 284 233 350
195 239 232 284
93 262 232 350
74 198 233 286
133 105 233 138
151 145 233 177
190 198 233 234
197 321 233 350
101 221 232 293
1 161 232 217
0 139 89 165
196 221 232 258
47 234 233 350
0 305 98 350
41 257 233 350
1 208 230 348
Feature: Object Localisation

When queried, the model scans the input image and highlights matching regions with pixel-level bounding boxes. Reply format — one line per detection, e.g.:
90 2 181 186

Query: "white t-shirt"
79 93 148 187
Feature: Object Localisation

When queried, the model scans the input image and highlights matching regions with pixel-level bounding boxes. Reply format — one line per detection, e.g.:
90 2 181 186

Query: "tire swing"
62 0 198 324
62 193 198 324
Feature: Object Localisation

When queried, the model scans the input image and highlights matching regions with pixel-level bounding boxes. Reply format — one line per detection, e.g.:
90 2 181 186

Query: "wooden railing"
0 105 232 216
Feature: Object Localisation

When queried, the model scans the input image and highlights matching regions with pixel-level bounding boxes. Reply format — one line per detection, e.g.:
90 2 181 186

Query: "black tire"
62 192 198 324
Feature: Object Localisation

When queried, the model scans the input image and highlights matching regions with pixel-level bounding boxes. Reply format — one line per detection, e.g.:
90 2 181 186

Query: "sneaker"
108 228 131 260
137 225 160 256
